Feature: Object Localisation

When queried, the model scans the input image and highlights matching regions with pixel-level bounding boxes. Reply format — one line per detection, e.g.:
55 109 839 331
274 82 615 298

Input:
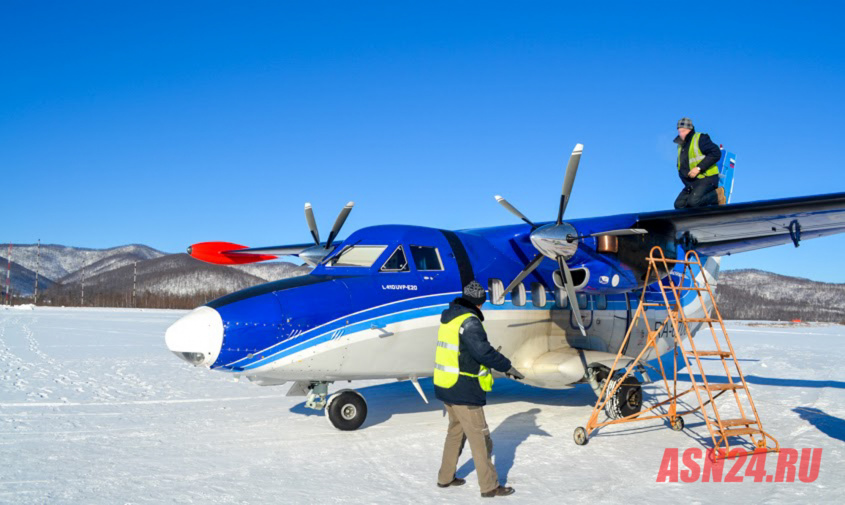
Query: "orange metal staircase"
573 246 779 459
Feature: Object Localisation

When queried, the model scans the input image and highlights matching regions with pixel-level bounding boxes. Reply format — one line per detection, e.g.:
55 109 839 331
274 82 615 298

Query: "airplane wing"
635 192 845 256
187 241 318 265
226 243 317 256
188 202 355 266
187 241 346 266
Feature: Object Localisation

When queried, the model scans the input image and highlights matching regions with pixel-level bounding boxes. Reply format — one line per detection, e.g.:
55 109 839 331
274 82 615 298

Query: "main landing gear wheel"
573 426 588 446
671 416 685 431
604 375 642 420
326 390 368 431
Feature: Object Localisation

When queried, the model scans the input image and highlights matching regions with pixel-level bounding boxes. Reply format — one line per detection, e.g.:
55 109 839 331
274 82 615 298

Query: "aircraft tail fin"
717 148 736 204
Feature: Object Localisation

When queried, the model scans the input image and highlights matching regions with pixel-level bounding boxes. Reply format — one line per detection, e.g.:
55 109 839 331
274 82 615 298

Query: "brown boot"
481 485 515 497
437 477 466 488
716 187 726 205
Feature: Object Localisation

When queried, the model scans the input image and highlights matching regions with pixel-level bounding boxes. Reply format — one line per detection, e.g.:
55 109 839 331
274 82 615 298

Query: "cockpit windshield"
326 245 388 267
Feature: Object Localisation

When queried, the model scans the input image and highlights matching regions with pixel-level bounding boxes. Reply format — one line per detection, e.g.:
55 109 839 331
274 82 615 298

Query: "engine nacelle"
553 260 639 294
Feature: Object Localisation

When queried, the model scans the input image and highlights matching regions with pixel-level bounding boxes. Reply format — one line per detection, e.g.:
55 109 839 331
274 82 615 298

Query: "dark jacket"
434 297 512 406
674 129 721 187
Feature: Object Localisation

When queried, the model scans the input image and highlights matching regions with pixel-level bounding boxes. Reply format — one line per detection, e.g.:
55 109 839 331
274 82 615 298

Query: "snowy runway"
1 307 843 504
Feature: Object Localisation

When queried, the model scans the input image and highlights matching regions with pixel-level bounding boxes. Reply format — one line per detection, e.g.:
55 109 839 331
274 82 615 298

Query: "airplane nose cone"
165 306 224 367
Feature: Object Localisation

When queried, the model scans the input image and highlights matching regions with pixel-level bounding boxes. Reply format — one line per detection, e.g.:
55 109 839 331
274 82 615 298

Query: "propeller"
305 203 320 245
494 143 587 336
300 201 355 266
304 201 354 249
557 143 582 225
325 201 354 249
557 256 585 336
495 196 537 229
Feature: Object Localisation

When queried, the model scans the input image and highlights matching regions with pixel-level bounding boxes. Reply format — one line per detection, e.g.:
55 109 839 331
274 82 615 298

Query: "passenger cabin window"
327 245 387 267
410 245 443 271
512 284 526 306
578 293 588 310
531 283 547 307
596 294 608 310
489 279 504 306
554 287 568 308
380 246 409 272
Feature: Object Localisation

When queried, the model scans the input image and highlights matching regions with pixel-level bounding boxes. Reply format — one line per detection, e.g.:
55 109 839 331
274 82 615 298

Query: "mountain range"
1 244 310 308
1 244 844 321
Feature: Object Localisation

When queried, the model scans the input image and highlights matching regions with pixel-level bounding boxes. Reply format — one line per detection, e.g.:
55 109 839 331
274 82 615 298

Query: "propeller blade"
501 253 545 302
495 195 536 228
557 256 586 337
557 143 583 225
325 201 355 248
304 203 320 245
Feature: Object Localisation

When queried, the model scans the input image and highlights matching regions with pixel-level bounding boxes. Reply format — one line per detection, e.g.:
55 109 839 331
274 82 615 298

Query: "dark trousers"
674 176 719 209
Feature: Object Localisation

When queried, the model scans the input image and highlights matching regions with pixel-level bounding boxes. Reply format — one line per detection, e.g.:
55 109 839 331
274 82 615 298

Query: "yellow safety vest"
677 132 719 179
433 313 493 392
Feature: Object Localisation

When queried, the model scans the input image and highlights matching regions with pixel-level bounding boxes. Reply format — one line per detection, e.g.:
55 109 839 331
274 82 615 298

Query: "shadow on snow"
793 407 845 443
289 377 597 429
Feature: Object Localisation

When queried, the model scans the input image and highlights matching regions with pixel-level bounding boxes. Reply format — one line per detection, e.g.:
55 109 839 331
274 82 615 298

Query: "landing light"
172 351 206 366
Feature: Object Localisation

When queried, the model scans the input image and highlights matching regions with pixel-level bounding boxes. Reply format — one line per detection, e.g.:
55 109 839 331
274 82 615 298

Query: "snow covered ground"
1 307 843 504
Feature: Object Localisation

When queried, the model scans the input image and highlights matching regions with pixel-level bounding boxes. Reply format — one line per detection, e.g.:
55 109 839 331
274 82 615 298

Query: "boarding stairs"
575 246 779 459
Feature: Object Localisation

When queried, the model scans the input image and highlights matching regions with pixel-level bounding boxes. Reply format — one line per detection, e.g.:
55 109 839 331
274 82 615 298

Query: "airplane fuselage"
166 222 715 390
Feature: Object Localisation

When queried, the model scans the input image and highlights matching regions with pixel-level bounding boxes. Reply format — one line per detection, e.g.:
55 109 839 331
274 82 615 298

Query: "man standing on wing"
434 280 525 498
673 117 725 208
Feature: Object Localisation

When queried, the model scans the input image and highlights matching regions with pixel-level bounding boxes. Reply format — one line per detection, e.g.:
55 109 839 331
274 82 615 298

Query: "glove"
506 366 525 380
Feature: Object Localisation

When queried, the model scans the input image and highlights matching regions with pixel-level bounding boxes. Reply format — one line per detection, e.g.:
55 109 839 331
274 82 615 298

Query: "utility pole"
81 267 85 307
34 239 41 305
132 261 137 308
4 243 11 306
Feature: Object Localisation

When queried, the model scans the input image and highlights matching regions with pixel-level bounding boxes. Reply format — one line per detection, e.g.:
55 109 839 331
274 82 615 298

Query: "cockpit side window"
409 245 444 271
380 245 410 272
327 245 388 267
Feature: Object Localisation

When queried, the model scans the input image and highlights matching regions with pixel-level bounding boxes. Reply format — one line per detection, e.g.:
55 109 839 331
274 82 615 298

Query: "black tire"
573 426 588 446
604 375 642 420
671 416 685 431
326 390 368 431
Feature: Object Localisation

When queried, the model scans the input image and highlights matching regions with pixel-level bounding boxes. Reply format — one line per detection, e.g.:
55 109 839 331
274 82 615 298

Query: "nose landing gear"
303 382 369 430
326 390 368 431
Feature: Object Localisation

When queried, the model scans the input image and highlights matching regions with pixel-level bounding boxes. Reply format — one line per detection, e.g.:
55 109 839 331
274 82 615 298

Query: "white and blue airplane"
165 145 845 430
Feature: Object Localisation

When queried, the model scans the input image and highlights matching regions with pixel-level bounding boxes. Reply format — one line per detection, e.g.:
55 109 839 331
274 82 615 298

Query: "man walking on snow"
434 280 525 498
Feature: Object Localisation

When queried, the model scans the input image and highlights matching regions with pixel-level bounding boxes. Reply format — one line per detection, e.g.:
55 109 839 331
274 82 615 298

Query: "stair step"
676 286 707 291
681 318 718 323
719 427 763 437
719 418 758 427
700 383 742 391
687 351 731 357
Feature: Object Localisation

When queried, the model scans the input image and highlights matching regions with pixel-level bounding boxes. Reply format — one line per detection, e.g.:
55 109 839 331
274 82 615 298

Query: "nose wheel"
326 390 368 431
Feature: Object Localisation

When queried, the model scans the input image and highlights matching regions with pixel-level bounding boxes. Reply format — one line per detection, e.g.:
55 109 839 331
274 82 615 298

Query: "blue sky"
3 1 844 280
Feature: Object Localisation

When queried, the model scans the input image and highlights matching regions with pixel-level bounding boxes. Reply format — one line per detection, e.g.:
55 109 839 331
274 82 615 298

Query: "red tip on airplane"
187 242 277 265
